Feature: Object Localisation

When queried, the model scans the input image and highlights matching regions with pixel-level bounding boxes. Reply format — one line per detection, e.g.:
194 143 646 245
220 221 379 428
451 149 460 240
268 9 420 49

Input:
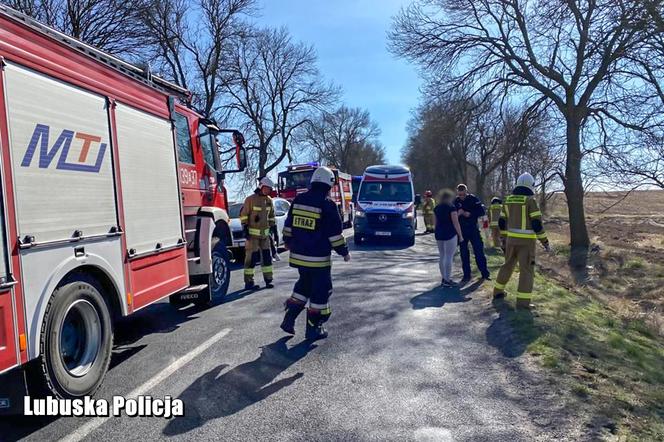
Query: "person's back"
433 190 463 286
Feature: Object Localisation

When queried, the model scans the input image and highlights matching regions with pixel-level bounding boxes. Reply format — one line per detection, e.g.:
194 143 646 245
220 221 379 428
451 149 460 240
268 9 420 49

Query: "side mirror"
414 194 422 206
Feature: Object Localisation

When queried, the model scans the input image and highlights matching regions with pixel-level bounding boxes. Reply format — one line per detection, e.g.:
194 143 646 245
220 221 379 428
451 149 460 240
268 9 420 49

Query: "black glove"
243 225 249 238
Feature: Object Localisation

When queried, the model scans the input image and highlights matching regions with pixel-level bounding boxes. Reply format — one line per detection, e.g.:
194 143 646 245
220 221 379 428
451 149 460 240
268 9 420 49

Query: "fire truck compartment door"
114 103 182 255
3 62 117 243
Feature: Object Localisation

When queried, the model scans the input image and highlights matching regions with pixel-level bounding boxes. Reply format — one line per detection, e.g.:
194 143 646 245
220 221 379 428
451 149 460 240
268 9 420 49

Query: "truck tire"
195 238 231 307
34 277 113 398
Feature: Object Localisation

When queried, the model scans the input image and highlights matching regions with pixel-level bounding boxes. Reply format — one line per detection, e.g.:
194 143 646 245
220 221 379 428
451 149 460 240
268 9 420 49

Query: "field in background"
498 190 664 439
543 190 664 336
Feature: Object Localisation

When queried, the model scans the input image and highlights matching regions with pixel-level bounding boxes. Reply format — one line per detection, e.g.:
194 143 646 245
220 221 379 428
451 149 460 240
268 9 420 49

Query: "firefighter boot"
280 299 305 335
516 298 532 310
305 310 328 341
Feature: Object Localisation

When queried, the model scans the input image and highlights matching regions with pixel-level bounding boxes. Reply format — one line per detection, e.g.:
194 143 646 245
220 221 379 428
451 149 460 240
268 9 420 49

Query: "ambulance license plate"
375 231 391 236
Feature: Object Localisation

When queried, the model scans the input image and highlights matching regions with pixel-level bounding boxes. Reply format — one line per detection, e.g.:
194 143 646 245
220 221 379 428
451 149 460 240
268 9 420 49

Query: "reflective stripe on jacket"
284 188 348 268
489 204 502 227
240 191 275 238
422 197 436 214
499 190 547 241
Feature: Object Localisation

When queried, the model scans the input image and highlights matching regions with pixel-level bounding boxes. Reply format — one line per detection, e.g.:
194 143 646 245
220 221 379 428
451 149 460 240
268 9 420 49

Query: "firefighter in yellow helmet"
493 173 550 309
240 177 277 290
422 190 436 233
488 196 504 249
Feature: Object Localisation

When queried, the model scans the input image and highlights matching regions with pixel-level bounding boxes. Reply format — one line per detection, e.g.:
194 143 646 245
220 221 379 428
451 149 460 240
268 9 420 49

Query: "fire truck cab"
0 5 246 411
277 163 354 227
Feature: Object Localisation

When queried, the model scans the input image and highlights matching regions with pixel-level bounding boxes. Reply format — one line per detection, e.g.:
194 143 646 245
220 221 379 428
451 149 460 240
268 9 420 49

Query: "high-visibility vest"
422 197 435 214
240 192 275 238
501 194 547 241
489 204 502 227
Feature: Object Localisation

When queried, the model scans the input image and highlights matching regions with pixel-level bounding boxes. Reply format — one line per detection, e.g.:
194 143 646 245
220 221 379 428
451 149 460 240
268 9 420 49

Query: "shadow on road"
410 286 470 310
163 336 316 436
486 299 539 358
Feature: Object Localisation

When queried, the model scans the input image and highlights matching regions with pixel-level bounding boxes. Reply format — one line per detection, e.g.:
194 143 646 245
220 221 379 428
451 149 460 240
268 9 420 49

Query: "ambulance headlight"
355 210 366 218
402 211 414 219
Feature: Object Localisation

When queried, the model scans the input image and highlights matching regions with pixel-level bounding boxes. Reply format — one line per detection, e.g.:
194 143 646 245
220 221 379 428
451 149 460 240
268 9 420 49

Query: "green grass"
625 258 645 270
486 253 664 440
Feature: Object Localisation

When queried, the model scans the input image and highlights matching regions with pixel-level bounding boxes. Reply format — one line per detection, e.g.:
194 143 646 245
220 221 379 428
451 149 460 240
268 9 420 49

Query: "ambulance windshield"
358 182 412 202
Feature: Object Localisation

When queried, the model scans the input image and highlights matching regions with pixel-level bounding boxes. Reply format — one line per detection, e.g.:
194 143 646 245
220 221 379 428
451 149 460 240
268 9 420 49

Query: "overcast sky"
254 0 422 165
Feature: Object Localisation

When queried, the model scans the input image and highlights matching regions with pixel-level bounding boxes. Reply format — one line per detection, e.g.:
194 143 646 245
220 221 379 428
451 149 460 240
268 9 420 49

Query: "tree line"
390 0 664 257
4 0 385 182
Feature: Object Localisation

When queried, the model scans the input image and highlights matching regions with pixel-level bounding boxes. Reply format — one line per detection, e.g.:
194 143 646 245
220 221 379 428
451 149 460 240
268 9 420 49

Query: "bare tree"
137 0 255 116
390 0 660 252
5 0 148 56
223 27 338 177
303 105 382 174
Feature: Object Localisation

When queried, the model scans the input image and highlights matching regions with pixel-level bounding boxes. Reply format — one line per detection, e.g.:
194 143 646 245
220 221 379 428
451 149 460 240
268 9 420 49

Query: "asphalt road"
1 221 577 441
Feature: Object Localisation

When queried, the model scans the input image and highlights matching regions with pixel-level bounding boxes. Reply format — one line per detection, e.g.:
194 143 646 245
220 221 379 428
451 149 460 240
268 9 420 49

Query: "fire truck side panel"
0 62 128 363
4 62 118 242
0 56 25 373
19 238 125 360
0 287 17 373
114 103 188 307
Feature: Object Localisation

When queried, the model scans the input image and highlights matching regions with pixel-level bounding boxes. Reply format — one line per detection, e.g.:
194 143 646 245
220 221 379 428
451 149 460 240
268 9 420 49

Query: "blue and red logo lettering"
21 124 107 173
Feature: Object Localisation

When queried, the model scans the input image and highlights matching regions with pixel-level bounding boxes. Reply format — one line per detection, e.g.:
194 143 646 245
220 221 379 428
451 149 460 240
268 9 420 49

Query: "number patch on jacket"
293 215 316 230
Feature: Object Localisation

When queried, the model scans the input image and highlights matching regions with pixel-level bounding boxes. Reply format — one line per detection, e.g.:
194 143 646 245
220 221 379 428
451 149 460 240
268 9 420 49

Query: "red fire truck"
277 162 354 227
0 6 246 411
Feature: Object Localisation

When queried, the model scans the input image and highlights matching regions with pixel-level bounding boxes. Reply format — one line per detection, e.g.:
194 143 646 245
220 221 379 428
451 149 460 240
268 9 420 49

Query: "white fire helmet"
311 166 336 187
259 176 275 189
516 173 535 191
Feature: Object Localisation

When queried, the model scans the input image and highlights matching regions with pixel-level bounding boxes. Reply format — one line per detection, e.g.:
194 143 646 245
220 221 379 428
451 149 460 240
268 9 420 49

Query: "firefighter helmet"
311 166 335 187
259 176 275 189
424 190 433 197
516 173 535 191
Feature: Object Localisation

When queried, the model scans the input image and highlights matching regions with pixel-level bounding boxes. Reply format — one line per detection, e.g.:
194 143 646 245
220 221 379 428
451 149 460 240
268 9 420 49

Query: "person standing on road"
434 190 464 287
422 190 436 233
489 197 504 250
493 173 550 309
240 177 277 290
454 184 491 283
280 167 351 340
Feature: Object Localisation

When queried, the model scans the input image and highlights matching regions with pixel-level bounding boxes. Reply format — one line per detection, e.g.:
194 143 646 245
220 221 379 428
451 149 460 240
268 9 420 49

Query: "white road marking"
63 327 232 442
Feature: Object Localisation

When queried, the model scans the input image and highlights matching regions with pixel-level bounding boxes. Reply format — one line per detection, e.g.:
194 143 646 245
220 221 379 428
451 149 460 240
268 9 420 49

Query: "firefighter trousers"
423 214 435 232
244 236 273 284
490 227 502 248
285 267 333 322
493 239 536 301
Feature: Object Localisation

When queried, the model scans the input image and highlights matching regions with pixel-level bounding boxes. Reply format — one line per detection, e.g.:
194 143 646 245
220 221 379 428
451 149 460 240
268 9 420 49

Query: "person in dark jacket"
280 167 351 340
434 189 464 287
454 184 491 283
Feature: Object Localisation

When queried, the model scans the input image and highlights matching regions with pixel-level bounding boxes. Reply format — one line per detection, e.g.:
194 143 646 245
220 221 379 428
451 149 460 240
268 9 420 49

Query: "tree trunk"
539 178 547 214
564 117 590 264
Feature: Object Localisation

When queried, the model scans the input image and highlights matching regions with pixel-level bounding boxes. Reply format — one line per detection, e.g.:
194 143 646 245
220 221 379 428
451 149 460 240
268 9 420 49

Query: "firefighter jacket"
498 186 547 244
283 186 349 268
240 190 276 239
422 197 436 215
489 199 503 228
454 193 486 234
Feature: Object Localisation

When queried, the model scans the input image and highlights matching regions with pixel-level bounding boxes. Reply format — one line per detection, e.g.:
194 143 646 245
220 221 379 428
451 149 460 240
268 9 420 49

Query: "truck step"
181 284 208 294
188 257 200 263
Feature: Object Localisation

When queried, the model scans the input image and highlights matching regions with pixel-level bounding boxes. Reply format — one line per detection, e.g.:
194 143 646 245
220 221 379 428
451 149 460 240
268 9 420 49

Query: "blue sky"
254 0 421 164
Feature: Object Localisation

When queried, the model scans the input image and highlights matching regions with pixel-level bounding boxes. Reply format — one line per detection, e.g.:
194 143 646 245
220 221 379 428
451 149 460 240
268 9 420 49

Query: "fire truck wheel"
197 239 231 306
35 277 113 398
